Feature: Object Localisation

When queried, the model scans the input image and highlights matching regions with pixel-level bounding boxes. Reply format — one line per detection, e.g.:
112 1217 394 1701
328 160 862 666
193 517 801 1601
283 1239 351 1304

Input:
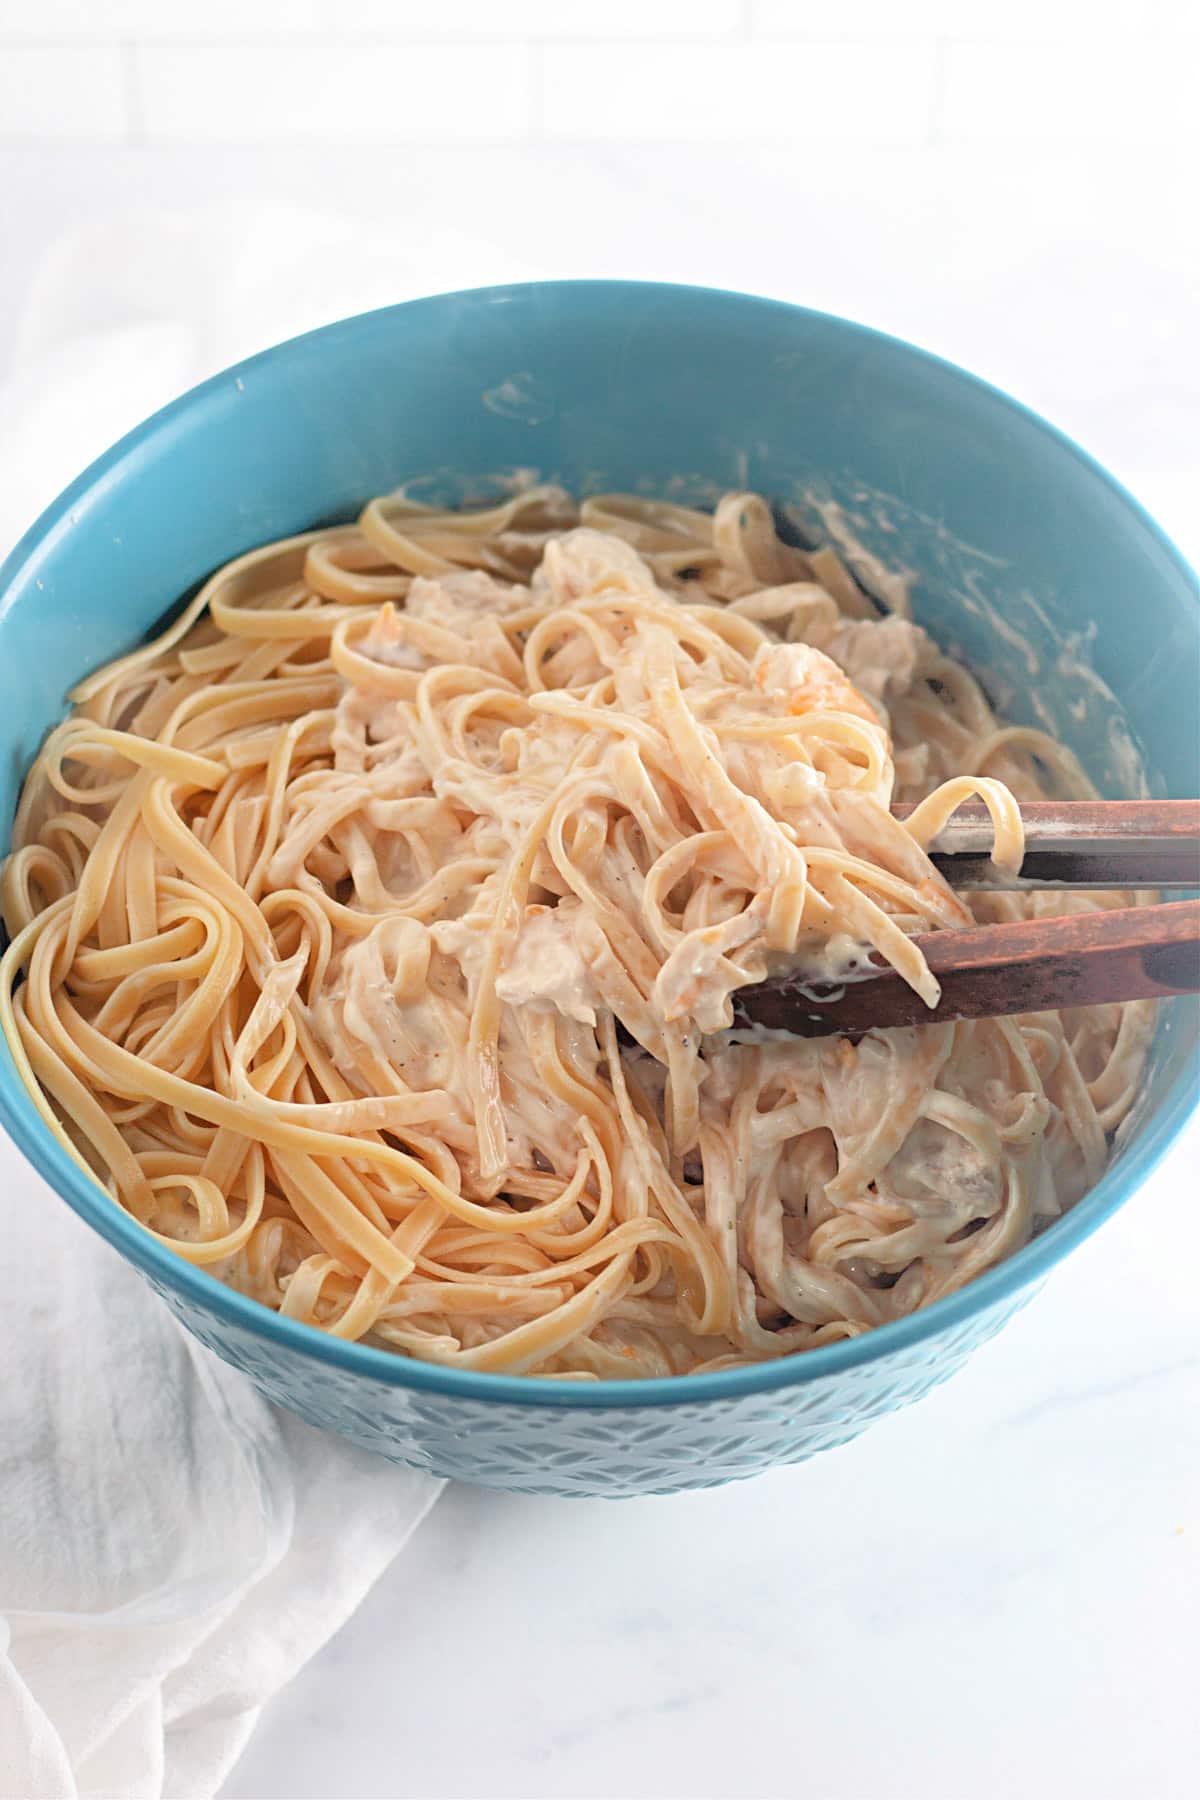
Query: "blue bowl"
1 282 1196 1497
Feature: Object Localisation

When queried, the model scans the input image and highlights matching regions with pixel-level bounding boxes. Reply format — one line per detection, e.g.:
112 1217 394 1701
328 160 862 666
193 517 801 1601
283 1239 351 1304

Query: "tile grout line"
928 33 948 149
0 32 774 51
527 40 543 142
120 40 146 146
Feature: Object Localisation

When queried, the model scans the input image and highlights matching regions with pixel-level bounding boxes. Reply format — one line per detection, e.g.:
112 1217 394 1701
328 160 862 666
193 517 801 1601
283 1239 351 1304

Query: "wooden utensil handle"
733 899 1200 1038
891 799 1200 890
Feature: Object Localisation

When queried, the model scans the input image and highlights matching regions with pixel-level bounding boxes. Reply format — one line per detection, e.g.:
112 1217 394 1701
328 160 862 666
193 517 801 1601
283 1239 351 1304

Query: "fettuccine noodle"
0 487 1153 1376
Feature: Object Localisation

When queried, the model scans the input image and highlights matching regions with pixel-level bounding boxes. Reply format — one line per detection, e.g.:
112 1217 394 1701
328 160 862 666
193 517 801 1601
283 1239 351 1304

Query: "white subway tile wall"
0 0 1195 142
0 45 126 140
135 45 532 143
941 37 1197 142
541 41 936 143
0 1 744 42
753 0 1195 39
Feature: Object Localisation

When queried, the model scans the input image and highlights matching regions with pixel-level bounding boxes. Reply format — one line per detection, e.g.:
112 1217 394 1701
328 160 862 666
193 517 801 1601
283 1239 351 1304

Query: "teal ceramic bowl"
1 282 1196 1497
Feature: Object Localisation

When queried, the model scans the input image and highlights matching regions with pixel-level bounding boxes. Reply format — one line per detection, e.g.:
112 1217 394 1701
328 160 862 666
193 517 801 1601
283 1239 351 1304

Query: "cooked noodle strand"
0 487 1152 1377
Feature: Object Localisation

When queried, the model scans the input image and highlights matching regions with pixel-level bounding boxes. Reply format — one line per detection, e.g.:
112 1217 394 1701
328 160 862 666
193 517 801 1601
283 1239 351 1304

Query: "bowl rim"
1 277 1196 1412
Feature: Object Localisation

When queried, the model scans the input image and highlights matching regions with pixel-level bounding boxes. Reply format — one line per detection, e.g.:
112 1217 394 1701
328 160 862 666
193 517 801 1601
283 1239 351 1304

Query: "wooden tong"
733 800 1200 1038
891 799 1200 890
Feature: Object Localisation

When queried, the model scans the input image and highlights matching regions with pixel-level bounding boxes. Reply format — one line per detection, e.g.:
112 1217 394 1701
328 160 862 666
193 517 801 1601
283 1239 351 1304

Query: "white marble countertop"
219 1119 1200 1800
1 125 1197 1800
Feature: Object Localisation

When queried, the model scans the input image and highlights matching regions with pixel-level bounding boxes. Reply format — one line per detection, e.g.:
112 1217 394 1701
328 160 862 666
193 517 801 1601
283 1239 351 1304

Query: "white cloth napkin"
0 206 544 1800
0 1141 442 1800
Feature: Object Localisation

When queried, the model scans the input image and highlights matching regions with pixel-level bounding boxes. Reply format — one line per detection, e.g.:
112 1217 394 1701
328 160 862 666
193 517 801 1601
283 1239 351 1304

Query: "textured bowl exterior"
155 1266 1037 1496
0 282 1196 1497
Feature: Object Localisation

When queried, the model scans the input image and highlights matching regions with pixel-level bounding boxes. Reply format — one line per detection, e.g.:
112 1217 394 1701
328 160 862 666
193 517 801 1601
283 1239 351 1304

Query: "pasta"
0 487 1154 1377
